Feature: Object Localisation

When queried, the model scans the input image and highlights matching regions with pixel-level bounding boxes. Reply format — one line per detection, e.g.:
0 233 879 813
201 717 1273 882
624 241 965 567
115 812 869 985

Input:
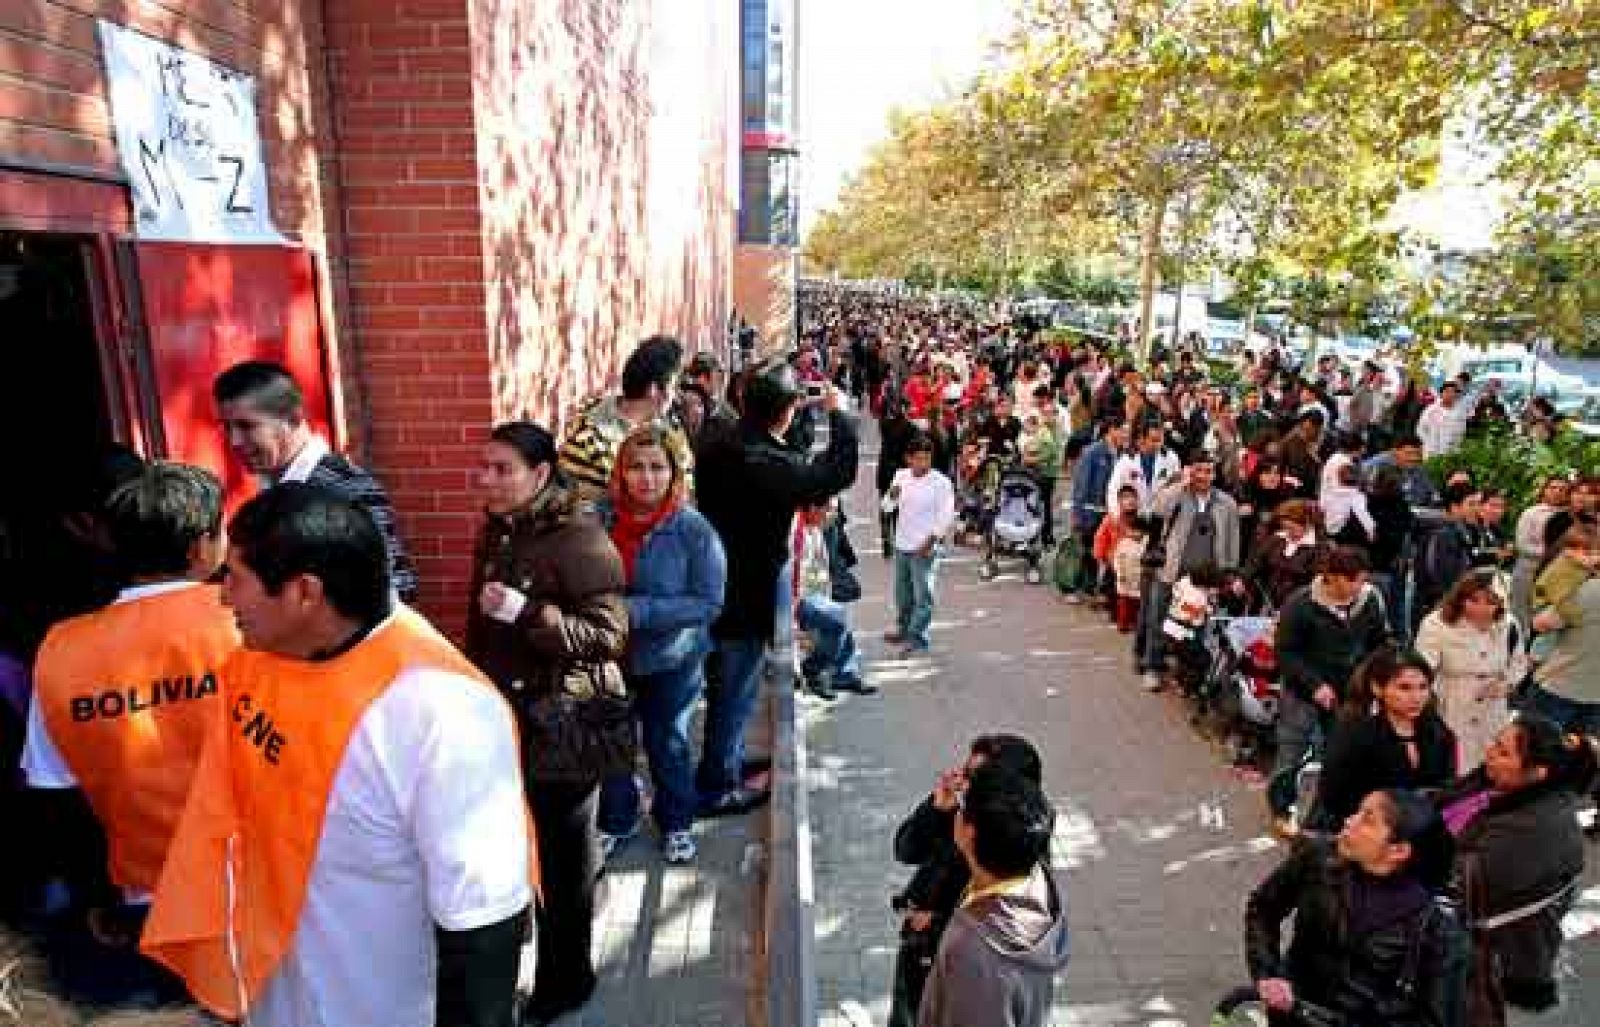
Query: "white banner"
97 21 283 243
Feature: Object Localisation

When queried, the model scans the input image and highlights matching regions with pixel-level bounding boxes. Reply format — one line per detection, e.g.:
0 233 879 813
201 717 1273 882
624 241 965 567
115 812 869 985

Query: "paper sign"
98 21 283 243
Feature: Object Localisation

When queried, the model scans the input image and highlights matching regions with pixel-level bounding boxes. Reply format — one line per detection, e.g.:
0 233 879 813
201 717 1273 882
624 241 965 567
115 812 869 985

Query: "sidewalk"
806 423 1600 1027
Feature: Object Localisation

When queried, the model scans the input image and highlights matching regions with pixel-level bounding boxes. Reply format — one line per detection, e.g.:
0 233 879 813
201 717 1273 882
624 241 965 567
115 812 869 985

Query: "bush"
1427 426 1600 516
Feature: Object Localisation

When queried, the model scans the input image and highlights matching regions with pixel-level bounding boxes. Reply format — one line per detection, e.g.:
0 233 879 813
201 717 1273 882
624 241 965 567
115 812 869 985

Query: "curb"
763 657 819 1027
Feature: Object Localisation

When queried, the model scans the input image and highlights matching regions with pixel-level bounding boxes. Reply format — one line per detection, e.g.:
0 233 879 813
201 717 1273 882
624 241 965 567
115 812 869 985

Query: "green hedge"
1427 427 1600 515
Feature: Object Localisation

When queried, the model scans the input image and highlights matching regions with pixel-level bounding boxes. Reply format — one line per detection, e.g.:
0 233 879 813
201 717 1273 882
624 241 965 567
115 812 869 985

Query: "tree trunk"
1137 196 1167 369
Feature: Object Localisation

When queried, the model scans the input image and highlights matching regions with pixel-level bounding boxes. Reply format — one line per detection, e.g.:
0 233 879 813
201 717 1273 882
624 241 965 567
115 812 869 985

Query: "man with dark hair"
22 462 239 1007
1361 432 1441 508
559 335 694 505
1417 380 1469 459
695 361 858 815
1415 482 1484 622
916 763 1068 1027
885 432 955 656
889 735 1044 1027
213 360 417 601
1271 545 1392 832
142 484 532 1027
1063 418 1128 603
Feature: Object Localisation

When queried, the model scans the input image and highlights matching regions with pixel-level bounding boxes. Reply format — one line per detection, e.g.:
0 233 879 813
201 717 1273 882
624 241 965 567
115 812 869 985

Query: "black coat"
1275 581 1393 704
1315 711 1458 829
697 411 859 640
1440 773 1586 1020
1246 838 1465 1027
891 797 968 939
1416 520 1477 617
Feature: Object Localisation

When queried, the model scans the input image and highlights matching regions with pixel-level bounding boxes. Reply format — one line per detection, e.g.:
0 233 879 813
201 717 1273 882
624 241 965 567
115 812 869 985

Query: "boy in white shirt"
884 434 956 656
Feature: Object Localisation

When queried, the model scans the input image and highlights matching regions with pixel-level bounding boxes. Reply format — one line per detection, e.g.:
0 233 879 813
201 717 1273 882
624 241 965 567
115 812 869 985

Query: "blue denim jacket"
600 502 727 676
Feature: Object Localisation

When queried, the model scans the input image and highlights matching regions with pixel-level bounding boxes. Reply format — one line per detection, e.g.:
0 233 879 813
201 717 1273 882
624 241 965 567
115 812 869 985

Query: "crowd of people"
0 274 1597 1027
0 336 878 1026
805 281 1598 1027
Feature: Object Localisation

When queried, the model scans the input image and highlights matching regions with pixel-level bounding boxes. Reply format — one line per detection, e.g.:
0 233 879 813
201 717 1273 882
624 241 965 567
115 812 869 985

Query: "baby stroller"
1217 616 1280 770
978 460 1047 584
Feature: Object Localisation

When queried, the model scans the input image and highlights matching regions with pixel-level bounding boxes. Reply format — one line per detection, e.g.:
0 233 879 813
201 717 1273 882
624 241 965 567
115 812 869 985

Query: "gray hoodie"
916 866 1071 1027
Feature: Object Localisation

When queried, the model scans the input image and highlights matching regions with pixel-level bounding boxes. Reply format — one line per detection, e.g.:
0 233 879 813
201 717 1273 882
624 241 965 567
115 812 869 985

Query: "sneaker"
1063 593 1084 605
806 672 838 701
882 629 907 644
834 677 880 696
663 830 697 864
699 786 771 819
1140 671 1164 692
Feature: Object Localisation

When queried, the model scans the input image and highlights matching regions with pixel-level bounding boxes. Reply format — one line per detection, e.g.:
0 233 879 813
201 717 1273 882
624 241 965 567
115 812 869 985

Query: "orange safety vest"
34 584 241 893
140 607 540 1019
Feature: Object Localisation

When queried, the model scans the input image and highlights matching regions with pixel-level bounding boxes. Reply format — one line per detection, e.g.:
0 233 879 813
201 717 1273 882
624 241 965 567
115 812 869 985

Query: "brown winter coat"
464 475 629 781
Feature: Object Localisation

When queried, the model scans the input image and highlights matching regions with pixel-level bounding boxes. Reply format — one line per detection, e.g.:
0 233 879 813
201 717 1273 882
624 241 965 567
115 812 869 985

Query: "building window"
740 150 798 247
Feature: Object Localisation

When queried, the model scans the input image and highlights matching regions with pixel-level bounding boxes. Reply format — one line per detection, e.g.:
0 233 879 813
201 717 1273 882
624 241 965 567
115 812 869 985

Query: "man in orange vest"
22 462 238 1005
142 483 533 1027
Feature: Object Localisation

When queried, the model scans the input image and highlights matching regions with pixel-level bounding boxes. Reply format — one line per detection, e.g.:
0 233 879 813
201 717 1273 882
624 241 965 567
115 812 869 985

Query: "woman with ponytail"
1439 714 1596 1023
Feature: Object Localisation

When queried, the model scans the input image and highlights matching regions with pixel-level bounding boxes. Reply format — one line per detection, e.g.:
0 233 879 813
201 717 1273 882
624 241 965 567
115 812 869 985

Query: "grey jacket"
1535 577 1600 703
1151 484 1242 585
917 867 1070 1027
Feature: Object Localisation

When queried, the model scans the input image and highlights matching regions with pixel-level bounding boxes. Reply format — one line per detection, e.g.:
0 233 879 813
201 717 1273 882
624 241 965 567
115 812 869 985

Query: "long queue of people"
805 282 1599 1027
0 339 866 1026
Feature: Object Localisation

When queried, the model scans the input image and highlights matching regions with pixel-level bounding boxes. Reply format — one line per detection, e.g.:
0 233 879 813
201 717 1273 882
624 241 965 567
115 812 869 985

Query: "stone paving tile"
548 698 770 1026
810 433 1600 1027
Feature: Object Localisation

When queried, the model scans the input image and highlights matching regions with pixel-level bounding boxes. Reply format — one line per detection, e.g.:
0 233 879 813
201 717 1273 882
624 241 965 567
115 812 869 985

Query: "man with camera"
695 361 859 815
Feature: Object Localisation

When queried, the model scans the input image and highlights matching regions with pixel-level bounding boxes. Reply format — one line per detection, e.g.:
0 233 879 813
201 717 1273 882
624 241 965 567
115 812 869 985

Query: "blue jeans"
598 664 708 836
892 550 939 649
696 637 767 801
797 595 862 683
1135 579 1172 674
1523 685 1600 737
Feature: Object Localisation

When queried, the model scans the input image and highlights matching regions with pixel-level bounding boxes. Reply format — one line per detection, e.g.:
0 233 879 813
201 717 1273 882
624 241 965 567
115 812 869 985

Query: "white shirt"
21 580 203 792
1106 449 1182 513
276 434 332 484
253 666 532 1027
1319 452 1355 505
891 467 956 553
1417 401 1468 459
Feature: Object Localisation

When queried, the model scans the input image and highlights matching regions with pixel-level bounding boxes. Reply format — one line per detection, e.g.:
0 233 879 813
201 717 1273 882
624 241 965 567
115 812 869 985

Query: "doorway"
0 231 116 456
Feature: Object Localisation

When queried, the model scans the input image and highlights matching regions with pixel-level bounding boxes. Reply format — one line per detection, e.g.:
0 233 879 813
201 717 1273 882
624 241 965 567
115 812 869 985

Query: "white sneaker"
663 830 697 864
1063 593 1084 605
1141 672 1163 691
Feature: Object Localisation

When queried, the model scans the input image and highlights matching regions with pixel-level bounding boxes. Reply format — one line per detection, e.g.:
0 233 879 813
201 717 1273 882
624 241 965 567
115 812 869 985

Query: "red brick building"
1 0 738 634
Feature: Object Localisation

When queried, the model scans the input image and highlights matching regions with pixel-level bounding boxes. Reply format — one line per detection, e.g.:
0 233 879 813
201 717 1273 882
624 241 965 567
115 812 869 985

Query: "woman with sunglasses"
1415 572 1530 770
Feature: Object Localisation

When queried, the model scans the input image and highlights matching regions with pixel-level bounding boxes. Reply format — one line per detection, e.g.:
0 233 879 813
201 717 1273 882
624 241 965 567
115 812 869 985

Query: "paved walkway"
808 427 1600 1027
561 695 770 1026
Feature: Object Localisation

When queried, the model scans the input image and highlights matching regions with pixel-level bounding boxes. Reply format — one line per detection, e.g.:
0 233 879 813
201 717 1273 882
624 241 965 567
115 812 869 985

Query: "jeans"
1523 685 1600 737
697 637 767 801
892 550 939 649
1269 691 1328 817
1038 475 1058 545
1068 515 1103 595
529 780 600 1006
797 594 862 683
1134 579 1172 674
598 664 707 836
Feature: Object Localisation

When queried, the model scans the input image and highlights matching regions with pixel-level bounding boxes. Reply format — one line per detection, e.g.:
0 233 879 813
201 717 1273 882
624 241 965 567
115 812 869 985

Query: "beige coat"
1415 612 1528 770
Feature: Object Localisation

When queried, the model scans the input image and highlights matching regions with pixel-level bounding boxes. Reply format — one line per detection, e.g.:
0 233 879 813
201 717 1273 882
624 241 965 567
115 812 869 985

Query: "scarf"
609 499 679 585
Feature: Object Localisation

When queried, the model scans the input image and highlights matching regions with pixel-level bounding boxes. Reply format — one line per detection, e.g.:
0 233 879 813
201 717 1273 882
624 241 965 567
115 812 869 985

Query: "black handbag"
515 670 637 782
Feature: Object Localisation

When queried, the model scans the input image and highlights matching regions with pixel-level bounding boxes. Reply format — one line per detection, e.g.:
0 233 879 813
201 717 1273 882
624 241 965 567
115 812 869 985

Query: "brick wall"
470 0 736 432
324 0 492 636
